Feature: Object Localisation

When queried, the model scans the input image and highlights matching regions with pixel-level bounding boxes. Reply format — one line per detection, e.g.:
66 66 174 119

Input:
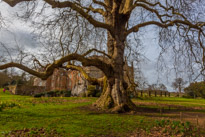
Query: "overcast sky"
0 1 188 91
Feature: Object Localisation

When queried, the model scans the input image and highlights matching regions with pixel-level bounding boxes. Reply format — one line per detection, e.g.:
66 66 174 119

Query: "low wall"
8 85 45 96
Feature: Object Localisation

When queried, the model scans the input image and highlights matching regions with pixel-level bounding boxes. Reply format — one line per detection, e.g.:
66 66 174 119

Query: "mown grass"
0 89 146 137
0 88 205 136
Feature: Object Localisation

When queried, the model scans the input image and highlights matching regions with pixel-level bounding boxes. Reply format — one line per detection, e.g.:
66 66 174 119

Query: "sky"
0 2 36 49
0 1 187 91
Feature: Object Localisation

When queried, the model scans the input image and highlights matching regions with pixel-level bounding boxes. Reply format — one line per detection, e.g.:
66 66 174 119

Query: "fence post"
160 91 162 97
168 92 170 97
180 112 182 122
155 91 157 97
165 92 167 97
141 91 143 97
160 108 162 116
149 90 151 97
196 115 199 126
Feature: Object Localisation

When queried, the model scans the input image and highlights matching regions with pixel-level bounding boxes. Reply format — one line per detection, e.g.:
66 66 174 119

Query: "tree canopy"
184 81 205 98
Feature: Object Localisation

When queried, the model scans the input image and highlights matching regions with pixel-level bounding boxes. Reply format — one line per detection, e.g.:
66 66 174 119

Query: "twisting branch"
137 0 176 12
137 0 189 20
126 0 205 36
92 0 108 10
0 51 113 80
33 58 46 69
0 62 45 78
132 3 172 23
2 0 31 7
88 6 106 16
83 48 111 58
126 20 204 36
65 64 105 85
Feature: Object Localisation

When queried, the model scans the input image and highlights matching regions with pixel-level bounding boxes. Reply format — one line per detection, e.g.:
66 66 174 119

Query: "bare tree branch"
66 64 105 85
126 20 204 36
3 0 114 36
0 52 112 80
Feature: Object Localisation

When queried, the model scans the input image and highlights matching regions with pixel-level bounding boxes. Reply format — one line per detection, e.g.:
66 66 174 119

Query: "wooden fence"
133 90 171 97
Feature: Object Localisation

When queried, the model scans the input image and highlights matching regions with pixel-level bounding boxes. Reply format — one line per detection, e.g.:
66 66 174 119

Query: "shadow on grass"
75 104 205 126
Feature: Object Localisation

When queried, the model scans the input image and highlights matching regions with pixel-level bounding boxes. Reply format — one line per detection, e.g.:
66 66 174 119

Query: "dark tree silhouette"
172 78 186 93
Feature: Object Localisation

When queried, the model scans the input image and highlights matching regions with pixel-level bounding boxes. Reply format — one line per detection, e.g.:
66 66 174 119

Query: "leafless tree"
158 83 167 91
172 78 187 93
148 83 167 91
0 0 205 112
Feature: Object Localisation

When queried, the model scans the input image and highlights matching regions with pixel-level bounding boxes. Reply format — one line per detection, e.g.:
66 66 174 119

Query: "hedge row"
34 90 71 98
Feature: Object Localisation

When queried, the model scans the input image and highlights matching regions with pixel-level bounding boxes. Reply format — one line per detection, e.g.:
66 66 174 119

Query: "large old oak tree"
0 0 205 112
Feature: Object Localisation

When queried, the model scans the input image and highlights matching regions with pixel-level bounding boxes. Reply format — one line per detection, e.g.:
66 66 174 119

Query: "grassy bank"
0 89 205 136
133 97 205 107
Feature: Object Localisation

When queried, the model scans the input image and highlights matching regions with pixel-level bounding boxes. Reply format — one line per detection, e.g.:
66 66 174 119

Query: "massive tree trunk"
94 77 136 112
94 37 136 112
94 63 136 112
93 4 136 112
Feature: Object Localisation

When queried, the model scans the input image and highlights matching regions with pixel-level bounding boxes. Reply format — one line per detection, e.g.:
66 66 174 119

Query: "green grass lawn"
0 89 146 137
0 88 205 136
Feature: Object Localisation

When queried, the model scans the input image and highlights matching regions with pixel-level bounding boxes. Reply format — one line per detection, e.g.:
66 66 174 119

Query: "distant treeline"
184 81 205 98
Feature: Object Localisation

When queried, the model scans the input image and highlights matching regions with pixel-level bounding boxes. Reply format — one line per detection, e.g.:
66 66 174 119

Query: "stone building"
33 63 134 96
33 68 85 91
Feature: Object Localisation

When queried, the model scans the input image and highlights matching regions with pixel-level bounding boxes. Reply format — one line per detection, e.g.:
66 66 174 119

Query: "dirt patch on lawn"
69 98 91 104
4 128 61 137
79 103 205 128
77 104 109 114
30 98 70 104
134 101 205 111
129 126 205 137
30 98 91 104
132 102 205 128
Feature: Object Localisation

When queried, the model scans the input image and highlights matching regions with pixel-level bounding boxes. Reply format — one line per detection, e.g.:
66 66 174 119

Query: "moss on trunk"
94 78 136 113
